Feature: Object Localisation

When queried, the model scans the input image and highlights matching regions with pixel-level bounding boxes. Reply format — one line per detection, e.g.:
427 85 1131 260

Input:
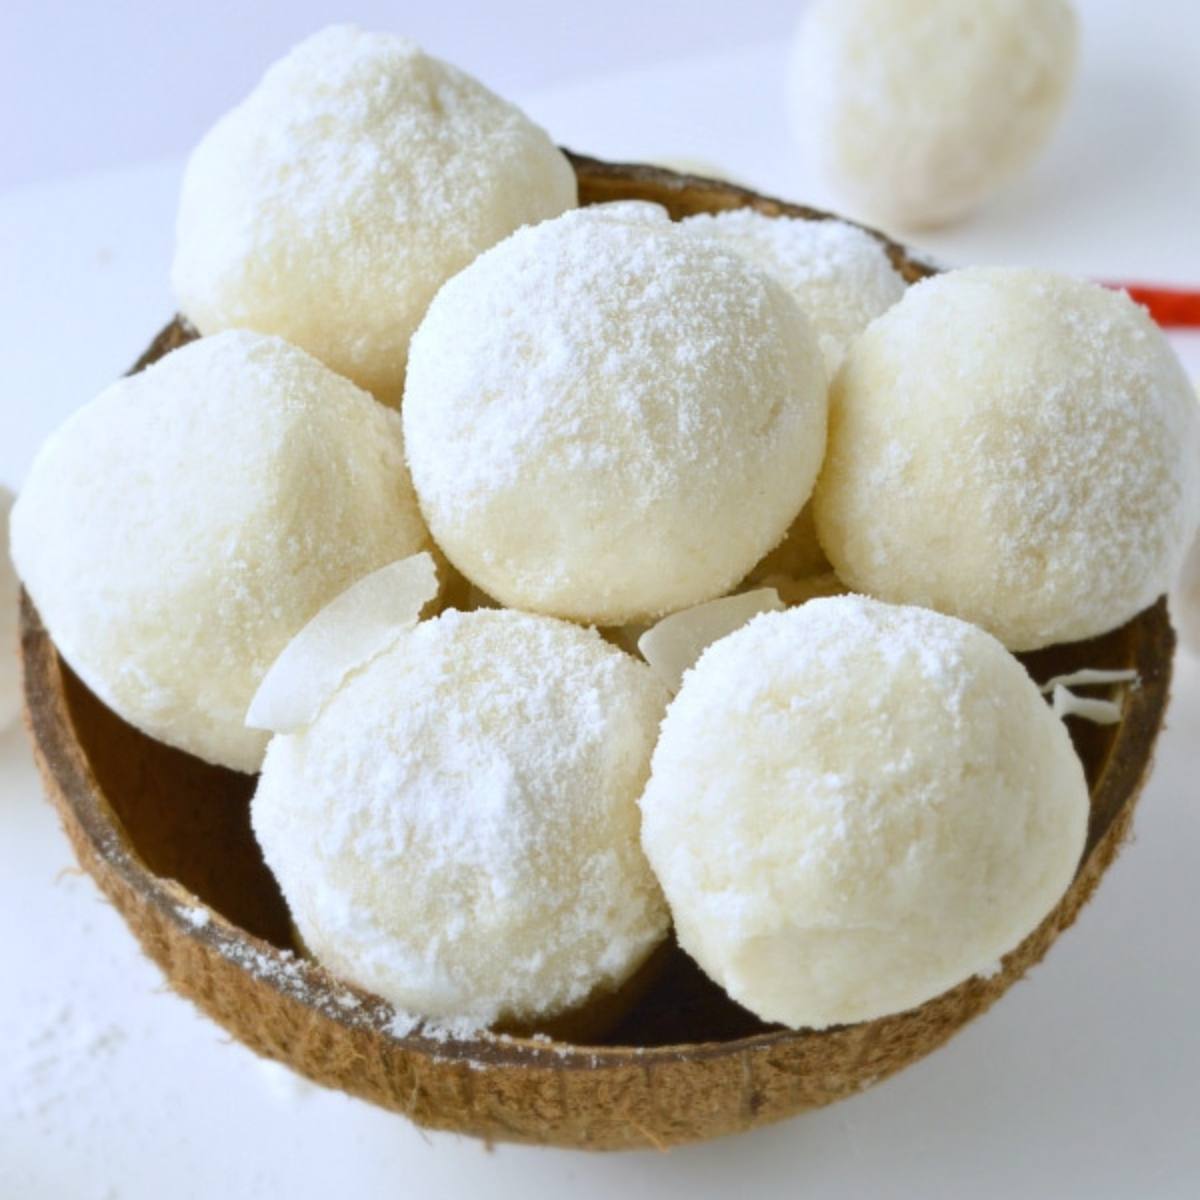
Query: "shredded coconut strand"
1051 684 1122 725
1038 667 1138 694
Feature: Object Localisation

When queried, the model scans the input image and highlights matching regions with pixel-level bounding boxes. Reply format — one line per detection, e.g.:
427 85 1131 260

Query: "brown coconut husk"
20 153 1176 1151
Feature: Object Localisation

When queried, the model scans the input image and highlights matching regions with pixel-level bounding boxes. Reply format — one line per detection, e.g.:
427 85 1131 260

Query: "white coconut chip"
1039 668 1137 726
1037 668 1139 694
637 588 783 693
1050 685 1122 726
246 552 438 734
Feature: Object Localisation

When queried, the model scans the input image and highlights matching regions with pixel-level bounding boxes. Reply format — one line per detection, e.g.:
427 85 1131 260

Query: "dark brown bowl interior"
19 152 1176 1150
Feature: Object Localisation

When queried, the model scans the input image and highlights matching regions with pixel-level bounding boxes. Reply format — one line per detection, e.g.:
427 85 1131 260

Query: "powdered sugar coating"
680 210 905 374
172 26 576 402
252 608 670 1030
790 0 1078 228
10 331 429 772
639 596 1088 1029
404 207 828 624
814 268 1200 650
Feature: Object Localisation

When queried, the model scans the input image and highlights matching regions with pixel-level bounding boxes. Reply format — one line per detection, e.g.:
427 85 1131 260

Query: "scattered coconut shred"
1038 667 1139 726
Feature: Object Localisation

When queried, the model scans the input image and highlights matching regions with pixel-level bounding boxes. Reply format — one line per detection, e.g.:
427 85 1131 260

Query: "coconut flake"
246 552 437 733
638 588 783 692
1050 684 1122 725
1038 667 1139 694
1037 667 1137 726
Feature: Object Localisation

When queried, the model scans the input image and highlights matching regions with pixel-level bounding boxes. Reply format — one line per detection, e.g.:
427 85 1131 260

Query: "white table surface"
2 8 1199 1198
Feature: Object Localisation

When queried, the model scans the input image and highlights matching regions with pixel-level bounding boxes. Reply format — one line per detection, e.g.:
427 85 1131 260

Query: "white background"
2 1 1199 1197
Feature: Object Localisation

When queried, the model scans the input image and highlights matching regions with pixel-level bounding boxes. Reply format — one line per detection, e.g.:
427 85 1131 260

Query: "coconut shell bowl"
19 153 1175 1151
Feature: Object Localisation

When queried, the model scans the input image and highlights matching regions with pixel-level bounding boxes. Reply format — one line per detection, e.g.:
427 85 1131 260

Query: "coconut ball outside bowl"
18 155 1178 1151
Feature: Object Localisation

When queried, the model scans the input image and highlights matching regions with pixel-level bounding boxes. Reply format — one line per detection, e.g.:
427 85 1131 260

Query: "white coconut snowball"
172 26 577 402
814 268 1200 651
252 608 670 1030
404 207 828 625
680 211 906 374
790 0 1078 228
639 596 1089 1030
674 211 904 587
10 331 430 772
1 487 19 730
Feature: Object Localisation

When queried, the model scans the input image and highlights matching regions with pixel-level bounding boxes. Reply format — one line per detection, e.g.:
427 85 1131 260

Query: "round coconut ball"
674 209 906 590
10 331 430 772
790 0 1078 228
403 206 828 625
252 608 669 1031
172 26 576 402
639 596 1089 1030
815 268 1200 651
679 210 906 375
